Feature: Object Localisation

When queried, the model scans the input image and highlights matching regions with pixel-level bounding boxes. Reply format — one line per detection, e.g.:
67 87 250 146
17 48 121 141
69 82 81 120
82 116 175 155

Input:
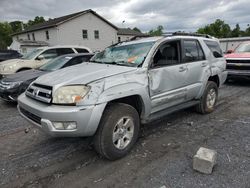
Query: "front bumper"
18 94 106 137
0 87 20 102
227 69 250 77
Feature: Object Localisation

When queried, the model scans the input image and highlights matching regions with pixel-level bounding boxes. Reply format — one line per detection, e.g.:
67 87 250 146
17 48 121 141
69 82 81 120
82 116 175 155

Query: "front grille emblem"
33 89 40 96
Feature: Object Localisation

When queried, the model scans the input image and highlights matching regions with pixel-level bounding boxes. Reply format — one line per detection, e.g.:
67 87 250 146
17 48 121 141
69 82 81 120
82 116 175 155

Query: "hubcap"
206 88 216 109
112 116 134 150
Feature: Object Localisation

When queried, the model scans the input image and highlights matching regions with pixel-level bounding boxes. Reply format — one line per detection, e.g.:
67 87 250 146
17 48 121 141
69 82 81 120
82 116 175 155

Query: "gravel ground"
0 80 250 188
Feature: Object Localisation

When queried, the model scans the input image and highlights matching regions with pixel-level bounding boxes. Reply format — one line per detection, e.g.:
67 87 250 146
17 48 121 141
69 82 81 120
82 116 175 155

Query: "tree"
132 27 141 33
231 24 241 37
148 25 164 36
197 19 231 38
26 16 45 28
9 21 23 33
0 22 12 49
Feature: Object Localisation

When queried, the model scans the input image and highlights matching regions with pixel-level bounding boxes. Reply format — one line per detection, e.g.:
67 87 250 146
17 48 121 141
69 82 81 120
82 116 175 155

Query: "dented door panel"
149 65 188 113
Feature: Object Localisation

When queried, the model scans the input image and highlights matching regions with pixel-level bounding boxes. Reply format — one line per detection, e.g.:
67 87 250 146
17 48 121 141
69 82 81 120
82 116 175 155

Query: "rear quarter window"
204 40 223 58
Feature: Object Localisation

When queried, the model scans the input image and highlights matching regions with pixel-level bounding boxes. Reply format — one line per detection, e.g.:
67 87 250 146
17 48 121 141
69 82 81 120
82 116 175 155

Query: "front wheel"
93 103 140 160
196 81 218 114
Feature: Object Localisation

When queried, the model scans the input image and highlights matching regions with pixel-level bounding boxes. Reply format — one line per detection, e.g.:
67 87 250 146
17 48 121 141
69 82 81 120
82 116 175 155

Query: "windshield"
39 56 73 71
90 42 155 67
235 43 250 53
21 49 43 60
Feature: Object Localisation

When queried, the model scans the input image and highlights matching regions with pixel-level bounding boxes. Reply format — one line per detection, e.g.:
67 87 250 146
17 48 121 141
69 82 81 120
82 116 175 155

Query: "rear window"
204 40 223 58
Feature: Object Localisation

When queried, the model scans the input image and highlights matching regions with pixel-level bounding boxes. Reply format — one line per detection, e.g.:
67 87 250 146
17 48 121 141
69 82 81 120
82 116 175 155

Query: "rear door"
182 39 208 100
148 40 189 113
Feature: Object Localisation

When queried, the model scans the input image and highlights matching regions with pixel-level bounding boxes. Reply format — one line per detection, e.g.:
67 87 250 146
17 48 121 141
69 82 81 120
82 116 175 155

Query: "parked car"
18 34 227 160
0 50 22 62
0 53 93 102
225 42 250 79
0 46 92 78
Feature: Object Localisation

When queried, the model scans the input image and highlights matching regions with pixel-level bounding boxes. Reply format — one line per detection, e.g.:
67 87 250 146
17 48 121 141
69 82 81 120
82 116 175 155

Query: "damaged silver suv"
18 33 227 160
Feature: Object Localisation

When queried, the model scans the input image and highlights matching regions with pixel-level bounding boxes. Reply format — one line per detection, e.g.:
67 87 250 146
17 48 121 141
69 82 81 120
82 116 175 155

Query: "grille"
226 59 250 64
20 107 41 124
0 80 11 90
26 83 52 103
226 59 250 70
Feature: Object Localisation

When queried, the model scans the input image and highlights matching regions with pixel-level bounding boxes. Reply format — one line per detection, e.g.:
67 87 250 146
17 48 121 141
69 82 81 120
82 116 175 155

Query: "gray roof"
13 9 118 35
117 28 148 36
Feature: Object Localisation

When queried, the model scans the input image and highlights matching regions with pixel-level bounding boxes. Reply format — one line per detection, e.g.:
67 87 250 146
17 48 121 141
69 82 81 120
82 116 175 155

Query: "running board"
142 100 200 124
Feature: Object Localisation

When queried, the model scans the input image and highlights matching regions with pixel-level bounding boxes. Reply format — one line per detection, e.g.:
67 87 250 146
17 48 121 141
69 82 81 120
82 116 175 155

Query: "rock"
24 128 30 133
193 147 217 174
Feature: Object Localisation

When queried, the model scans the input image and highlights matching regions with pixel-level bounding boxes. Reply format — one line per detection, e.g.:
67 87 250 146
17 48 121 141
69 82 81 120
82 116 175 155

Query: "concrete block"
193 147 217 174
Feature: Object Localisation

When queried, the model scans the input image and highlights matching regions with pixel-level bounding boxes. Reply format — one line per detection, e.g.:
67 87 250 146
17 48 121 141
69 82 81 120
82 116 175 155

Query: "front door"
148 40 189 114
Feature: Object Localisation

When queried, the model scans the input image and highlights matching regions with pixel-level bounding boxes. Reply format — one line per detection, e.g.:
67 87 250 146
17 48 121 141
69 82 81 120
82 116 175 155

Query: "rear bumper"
18 93 106 137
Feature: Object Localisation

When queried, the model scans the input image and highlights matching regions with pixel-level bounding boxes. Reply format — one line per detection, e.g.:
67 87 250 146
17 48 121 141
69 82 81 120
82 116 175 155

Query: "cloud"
0 0 249 32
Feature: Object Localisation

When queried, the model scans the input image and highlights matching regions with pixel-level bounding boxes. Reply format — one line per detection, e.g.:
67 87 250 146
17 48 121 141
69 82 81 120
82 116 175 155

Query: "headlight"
52 85 90 105
8 81 22 88
2 64 16 72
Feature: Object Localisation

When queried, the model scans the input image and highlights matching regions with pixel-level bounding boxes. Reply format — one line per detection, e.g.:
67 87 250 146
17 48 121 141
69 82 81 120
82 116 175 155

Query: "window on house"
27 34 30 40
94 30 99 39
118 37 121 43
32 33 35 41
82 30 88 39
46 31 49 40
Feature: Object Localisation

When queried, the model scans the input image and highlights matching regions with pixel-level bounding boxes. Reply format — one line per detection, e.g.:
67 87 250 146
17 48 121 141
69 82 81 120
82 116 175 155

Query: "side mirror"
36 55 45 61
226 50 233 54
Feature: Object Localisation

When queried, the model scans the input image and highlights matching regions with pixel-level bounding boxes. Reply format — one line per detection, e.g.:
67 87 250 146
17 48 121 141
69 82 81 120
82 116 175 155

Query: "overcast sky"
0 0 249 32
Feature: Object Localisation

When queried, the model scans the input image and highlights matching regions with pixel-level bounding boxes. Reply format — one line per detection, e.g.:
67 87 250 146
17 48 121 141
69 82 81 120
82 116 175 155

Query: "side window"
183 40 205 62
64 57 83 67
204 40 223 58
40 49 58 59
80 55 92 62
152 40 180 67
57 48 74 55
75 48 89 53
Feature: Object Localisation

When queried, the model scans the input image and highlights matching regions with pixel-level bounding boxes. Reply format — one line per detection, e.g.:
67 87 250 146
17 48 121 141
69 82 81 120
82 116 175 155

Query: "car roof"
36 46 91 50
116 35 218 47
56 53 94 58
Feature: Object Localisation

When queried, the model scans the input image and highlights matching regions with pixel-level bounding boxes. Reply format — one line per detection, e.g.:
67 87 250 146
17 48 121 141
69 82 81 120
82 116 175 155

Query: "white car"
0 46 92 77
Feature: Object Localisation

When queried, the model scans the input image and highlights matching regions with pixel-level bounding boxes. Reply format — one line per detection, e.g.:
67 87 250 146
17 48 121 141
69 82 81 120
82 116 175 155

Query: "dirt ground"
0 80 250 188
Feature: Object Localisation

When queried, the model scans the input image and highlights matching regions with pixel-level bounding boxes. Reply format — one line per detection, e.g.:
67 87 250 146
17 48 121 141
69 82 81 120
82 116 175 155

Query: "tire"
196 81 218 114
93 103 140 160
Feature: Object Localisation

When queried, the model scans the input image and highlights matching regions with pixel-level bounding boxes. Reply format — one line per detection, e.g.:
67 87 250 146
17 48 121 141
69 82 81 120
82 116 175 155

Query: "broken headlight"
52 85 90 105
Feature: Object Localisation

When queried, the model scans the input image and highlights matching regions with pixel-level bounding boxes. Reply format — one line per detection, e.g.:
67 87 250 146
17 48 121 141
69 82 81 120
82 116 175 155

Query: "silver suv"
18 34 227 160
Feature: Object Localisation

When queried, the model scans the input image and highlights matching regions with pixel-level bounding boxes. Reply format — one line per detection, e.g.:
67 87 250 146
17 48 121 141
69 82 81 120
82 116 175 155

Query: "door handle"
201 62 208 67
179 66 187 72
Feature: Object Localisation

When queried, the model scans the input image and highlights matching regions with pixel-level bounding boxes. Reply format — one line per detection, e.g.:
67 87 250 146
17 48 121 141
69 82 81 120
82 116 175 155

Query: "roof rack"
163 32 213 39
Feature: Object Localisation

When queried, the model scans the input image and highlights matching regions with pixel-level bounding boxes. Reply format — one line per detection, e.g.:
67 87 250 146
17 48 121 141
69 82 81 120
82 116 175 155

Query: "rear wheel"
93 103 140 160
196 81 218 114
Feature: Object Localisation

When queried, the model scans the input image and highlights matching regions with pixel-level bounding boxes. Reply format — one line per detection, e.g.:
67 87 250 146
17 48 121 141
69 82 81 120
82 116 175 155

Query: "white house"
11 9 147 54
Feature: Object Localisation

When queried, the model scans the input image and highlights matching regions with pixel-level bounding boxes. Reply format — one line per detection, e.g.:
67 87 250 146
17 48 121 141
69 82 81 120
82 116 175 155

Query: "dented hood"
35 62 137 86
